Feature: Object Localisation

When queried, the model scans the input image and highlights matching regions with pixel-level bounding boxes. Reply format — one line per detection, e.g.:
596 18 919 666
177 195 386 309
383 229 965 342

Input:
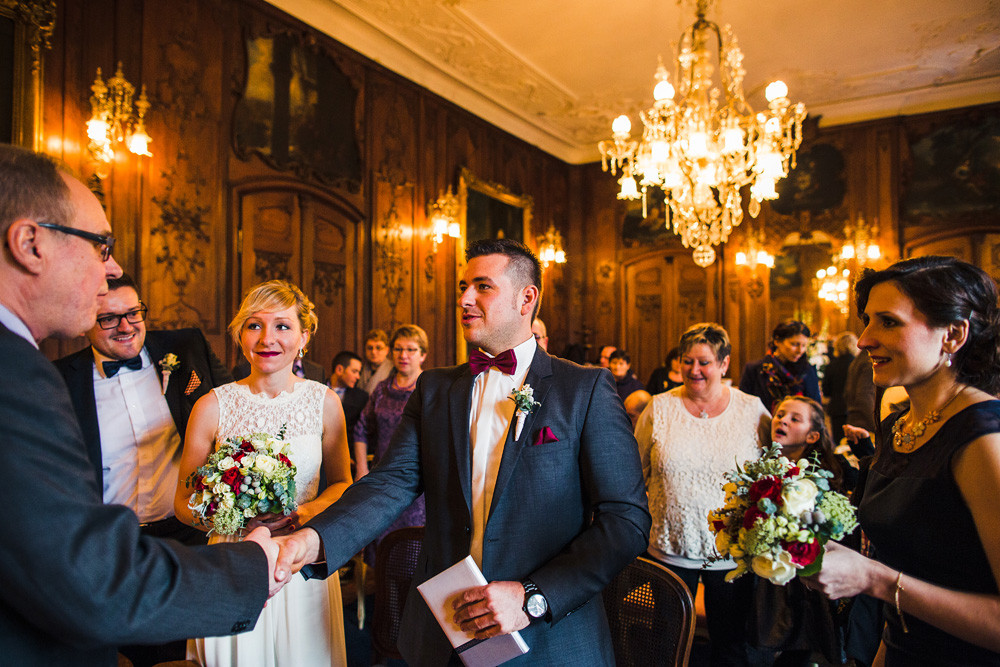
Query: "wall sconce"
427 187 460 253
537 224 567 268
86 62 153 179
840 215 881 264
733 224 773 298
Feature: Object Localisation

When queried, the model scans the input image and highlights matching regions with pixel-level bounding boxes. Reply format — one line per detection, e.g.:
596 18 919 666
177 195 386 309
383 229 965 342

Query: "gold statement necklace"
892 386 964 452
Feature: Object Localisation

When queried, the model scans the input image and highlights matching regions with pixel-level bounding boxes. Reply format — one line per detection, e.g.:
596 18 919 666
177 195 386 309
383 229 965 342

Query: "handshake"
243 526 324 597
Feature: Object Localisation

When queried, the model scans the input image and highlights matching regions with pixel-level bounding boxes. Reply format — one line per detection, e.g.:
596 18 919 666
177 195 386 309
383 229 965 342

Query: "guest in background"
597 344 617 368
807 256 1000 665
751 396 857 667
645 346 684 395
609 349 644 403
358 328 393 393
844 350 879 458
328 350 368 446
822 331 859 445
623 389 651 429
635 322 771 666
56 273 233 665
353 325 429 557
740 320 822 412
531 317 548 351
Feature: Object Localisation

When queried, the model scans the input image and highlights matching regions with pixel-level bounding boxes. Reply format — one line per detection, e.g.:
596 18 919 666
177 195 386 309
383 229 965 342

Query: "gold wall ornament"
536 224 567 268
598 0 806 266
1 0 56 149
86 62 153 179
427 186 461 253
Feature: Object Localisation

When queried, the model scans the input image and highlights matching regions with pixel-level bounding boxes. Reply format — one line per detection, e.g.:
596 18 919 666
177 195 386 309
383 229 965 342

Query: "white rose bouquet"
707 444 858 585
185 429 297 536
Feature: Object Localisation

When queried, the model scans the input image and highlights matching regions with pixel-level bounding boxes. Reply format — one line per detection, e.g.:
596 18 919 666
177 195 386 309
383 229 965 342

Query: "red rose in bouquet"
748 475 783 505
783 538 821 566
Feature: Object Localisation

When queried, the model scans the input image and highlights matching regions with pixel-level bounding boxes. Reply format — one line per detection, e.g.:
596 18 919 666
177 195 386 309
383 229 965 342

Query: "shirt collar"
0 304 37 348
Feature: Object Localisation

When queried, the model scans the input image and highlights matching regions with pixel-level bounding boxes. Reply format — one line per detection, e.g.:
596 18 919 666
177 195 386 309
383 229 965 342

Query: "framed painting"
0 0 55 149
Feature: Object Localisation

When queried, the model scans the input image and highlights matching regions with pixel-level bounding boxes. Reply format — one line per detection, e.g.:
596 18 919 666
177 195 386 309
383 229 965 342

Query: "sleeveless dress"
188 380 347 667
859 400 1000 666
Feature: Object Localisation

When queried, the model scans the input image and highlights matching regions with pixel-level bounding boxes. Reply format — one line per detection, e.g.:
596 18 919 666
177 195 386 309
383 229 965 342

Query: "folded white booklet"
416 555 529 667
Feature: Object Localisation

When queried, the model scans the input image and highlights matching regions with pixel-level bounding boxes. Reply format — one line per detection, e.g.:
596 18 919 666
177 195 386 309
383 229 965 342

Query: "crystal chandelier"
86 62 153 179
598 0 806 267
816 216 882 315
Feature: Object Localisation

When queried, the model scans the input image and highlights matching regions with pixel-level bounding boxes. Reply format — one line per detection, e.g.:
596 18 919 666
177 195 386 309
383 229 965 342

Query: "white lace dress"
188 380 347 667
634 387 771 570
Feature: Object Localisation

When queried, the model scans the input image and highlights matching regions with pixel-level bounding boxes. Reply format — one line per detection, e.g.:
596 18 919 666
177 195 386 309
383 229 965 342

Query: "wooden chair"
602 556 696 667
371 526 425 661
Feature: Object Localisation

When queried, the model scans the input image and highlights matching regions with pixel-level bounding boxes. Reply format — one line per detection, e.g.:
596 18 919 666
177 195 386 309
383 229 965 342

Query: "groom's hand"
244 526 286 598
274 527 323 581
452 581 529 639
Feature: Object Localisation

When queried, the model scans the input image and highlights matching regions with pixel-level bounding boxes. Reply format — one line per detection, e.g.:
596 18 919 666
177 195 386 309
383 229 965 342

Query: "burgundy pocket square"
533 426 558 446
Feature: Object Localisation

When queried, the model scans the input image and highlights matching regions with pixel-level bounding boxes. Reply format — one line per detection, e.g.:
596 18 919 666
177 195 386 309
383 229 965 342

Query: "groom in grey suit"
0 145 286 666
279 238 651 665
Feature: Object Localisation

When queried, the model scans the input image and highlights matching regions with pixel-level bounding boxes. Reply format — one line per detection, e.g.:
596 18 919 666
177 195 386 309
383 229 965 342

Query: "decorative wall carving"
254 250 292 282
313 261 346 307
374 172 411 330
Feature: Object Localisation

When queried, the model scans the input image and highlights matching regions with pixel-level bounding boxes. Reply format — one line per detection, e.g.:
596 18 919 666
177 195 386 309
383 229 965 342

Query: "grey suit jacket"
0 324 266 666
55 328 232 489
306 348 651 665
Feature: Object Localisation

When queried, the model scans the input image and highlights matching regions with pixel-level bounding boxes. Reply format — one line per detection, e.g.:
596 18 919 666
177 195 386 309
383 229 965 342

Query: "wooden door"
235 183 362 373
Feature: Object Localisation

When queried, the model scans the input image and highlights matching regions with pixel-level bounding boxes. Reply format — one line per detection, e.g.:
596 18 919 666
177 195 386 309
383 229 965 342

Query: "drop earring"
946 353 953 368
298 348 304 359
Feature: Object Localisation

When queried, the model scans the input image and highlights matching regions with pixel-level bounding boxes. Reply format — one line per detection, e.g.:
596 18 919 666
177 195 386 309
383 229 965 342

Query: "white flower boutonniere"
509 384 540 440
159 353 179 395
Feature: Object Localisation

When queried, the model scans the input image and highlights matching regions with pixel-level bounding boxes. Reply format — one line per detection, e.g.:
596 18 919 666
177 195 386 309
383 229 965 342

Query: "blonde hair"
229 280 318 351
390 324 429 355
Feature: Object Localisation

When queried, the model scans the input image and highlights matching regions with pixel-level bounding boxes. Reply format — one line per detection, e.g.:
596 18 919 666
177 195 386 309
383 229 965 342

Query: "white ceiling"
267 0 1000 164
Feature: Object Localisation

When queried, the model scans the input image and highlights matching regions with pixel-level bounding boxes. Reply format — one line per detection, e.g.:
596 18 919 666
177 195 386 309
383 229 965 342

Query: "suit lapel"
449 367 475 513
65 349 103 485
488 350 553 518
144 332 184 428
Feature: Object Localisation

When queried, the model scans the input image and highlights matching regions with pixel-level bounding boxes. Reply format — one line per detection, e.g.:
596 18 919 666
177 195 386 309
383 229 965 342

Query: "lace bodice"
637 388 770 562
214 380 326 506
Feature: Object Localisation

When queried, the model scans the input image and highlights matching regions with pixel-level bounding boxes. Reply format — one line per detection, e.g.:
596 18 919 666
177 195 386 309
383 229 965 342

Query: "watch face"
526 593 547 618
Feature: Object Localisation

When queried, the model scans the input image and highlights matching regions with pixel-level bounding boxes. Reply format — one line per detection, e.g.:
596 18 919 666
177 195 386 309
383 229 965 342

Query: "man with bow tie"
276 238 651 665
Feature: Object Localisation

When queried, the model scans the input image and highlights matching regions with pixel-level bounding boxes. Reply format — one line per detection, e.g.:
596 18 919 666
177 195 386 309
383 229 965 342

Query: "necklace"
685 389 725 420
892 386 964 452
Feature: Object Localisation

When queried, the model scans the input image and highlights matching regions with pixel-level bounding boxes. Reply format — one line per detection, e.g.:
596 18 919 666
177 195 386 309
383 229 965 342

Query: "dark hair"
0 145 75 240
107 273 140 297
466 238 543 319
855 255 1000 394
664 346 682 366
772 319 811 343
678 322 731 361
775 396 846 492
609 349 631 364
331 350 361 372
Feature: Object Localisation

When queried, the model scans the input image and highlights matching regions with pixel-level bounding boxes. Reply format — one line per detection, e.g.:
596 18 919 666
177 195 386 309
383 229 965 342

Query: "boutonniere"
159 353 179 395
509 384 540 440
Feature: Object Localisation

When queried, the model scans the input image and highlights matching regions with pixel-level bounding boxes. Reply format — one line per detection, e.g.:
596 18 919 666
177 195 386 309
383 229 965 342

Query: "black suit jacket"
305 349 652 665
339 385 368 444
0 323 266 666
54 328 232 490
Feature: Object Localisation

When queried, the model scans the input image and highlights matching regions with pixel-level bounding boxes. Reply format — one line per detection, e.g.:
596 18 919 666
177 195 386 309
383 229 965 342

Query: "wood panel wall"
36 0 999 389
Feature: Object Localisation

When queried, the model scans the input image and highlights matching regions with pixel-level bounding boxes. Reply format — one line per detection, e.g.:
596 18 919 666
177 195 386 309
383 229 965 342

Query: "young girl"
753 396 857 666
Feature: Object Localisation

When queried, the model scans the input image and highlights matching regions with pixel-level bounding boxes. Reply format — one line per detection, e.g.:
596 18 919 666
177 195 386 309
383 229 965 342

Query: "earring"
946 353 953 368
298 349 304 359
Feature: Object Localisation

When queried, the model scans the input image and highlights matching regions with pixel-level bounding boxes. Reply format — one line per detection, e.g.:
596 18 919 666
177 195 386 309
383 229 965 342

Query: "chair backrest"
371 526 425 660
602 556 696 667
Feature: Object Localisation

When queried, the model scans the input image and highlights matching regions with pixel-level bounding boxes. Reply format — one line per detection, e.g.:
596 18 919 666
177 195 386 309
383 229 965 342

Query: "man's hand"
452 581 529 639
273 527 323 582
243 526 287 598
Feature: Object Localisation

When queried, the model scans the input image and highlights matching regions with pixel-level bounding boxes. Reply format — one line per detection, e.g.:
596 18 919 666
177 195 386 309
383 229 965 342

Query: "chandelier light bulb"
735 251 748 266
612 115 632 136
867 245 881 260
765 80 788 102
817 268 826 279
688 131 709 158
653 80 675 102
87 118 110 142
618 174 639 199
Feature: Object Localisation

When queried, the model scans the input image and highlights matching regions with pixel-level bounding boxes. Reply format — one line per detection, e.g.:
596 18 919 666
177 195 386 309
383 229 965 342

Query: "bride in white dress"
174 280 352 667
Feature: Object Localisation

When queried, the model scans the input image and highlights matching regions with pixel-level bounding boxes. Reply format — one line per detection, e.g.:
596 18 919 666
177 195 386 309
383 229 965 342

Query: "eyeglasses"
37 222 116 261
95 304 148 330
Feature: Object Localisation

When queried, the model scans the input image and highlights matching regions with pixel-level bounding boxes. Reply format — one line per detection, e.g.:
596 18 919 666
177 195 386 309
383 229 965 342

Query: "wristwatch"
521 579 548 621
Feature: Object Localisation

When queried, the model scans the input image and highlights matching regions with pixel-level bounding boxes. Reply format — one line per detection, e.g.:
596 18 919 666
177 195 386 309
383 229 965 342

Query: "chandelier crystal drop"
598 0 806 266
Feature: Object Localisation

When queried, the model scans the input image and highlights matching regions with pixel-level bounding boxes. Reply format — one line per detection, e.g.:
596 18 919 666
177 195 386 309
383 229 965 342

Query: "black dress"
859 401 1000 666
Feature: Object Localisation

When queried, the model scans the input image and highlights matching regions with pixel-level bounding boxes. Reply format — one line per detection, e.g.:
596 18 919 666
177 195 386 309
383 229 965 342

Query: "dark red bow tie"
469 348 517 376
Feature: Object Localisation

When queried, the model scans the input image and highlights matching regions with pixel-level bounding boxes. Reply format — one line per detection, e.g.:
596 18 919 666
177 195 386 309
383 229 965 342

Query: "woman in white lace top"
175 280 352 666
634 322 770 666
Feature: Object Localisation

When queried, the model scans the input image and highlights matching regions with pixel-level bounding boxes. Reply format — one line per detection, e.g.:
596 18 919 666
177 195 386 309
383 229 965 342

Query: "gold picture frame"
0 0 55 149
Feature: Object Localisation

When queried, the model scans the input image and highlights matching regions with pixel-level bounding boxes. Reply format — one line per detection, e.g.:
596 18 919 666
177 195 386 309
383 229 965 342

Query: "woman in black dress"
806 256 1000 665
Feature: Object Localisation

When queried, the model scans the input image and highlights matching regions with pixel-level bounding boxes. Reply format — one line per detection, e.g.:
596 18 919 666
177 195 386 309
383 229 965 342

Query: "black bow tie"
103 356 142 377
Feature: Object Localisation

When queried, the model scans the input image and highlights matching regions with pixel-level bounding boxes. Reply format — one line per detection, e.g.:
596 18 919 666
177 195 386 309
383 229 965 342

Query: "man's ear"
5 219 45 275
520 285 540 316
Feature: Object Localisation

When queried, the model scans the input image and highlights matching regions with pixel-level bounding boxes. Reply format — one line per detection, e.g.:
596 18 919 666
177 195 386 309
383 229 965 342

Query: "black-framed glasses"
95 304 148 330
37 222 116 261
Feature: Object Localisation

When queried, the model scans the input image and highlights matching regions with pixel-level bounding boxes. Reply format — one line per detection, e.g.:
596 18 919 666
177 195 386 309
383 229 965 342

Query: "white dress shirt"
0 304 36 348
92 346 182 522
468 335 537 568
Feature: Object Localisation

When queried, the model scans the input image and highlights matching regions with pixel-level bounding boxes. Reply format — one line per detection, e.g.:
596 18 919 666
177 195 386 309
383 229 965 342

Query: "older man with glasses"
0 145 288 666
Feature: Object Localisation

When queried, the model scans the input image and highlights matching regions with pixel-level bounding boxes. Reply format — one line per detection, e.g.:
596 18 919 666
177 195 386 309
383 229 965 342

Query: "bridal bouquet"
707 445 858 585
185 430 298 536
